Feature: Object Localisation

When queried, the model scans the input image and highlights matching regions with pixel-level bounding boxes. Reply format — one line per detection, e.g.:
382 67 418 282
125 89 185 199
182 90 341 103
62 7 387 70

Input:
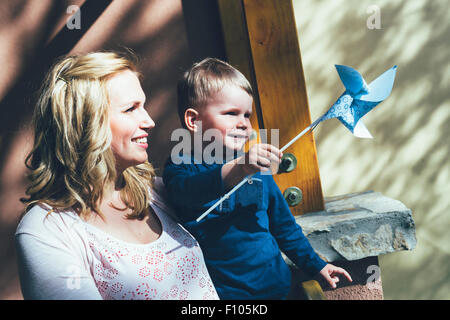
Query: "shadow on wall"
0 0 115 299
294 0 450 299
0 0 226 299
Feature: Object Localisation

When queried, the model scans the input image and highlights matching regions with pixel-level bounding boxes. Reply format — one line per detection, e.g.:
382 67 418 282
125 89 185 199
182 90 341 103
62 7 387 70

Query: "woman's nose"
140 108 155 129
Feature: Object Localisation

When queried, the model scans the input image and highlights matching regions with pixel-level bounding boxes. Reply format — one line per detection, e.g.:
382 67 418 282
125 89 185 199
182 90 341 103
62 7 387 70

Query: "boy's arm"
266 176 327 276
162 160 226 209
163 143 282 206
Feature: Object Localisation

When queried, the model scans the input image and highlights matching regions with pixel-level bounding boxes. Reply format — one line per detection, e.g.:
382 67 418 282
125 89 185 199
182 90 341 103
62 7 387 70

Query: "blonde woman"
15 51 219 300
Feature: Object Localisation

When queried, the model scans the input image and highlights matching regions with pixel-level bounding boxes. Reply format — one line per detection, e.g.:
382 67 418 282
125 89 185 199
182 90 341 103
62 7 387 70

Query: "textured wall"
293 0 450 299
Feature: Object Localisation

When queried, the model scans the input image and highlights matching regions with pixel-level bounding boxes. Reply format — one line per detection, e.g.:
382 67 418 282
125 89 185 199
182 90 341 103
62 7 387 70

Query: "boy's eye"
225 111 237 116
245 113 251 118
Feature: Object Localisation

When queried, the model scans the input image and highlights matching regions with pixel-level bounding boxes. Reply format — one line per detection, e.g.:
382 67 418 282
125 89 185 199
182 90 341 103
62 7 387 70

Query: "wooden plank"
216 0 261 132
242 0 324 215
217 0 324 215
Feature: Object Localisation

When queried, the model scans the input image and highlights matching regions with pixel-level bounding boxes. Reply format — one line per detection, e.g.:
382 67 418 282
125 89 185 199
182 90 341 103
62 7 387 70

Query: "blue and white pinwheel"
196 64 398 222
320 64 397 138
282 64 398 151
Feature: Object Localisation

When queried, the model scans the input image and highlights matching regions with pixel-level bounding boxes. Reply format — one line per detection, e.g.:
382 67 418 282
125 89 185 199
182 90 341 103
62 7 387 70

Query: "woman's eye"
125 105 136 112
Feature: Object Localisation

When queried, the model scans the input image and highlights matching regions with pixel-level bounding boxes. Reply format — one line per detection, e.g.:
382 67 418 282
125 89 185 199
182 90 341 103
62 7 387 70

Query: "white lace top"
15 186 219 300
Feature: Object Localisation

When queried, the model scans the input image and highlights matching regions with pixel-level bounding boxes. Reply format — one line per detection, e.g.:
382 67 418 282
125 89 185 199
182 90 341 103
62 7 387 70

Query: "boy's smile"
195 84 253 152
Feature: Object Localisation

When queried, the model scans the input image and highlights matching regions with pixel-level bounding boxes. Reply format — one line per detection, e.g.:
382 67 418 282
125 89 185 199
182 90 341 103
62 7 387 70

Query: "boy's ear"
184 108 200 132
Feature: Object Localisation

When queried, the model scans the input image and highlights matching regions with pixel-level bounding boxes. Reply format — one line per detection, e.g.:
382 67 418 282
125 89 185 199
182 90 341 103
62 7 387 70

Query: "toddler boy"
163 58 351 299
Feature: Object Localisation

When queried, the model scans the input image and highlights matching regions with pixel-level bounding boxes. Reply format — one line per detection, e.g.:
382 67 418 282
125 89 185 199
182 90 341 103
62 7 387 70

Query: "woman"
15 51 219 300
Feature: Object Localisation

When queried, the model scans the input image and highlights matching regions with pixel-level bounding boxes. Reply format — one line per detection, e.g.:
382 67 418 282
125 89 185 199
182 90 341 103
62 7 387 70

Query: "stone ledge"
294 191 416 262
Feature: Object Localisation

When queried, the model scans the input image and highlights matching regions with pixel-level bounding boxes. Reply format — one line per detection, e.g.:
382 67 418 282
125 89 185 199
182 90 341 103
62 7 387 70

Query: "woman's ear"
184 108 200 132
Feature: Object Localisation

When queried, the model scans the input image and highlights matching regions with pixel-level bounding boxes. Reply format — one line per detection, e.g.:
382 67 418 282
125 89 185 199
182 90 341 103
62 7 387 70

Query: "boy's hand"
242 143 283 176
222 143 282 190
319 264 353 289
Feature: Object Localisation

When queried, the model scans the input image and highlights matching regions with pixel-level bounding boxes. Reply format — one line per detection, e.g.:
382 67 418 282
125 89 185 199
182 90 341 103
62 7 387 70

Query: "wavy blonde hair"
22 51 155 220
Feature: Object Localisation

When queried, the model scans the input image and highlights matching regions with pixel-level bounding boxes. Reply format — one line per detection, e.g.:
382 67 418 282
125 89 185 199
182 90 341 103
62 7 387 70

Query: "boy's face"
196 84 253 152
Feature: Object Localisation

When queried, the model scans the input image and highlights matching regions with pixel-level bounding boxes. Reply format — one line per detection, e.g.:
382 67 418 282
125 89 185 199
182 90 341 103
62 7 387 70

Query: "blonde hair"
177 57 253 127
22 51 155 220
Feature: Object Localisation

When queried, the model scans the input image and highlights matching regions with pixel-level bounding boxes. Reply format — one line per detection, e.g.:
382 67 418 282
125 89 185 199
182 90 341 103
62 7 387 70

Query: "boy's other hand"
319 264 353 289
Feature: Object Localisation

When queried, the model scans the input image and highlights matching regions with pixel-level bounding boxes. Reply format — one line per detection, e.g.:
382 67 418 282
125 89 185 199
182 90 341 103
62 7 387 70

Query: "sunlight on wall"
293 0 450 299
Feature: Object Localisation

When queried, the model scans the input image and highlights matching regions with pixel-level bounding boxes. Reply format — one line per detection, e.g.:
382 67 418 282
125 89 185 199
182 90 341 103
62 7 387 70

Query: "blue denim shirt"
163 158 326 299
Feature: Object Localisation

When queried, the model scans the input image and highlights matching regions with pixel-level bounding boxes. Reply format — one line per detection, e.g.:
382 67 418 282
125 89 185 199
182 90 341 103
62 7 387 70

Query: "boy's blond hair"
22 51 155 220
177 57 253 128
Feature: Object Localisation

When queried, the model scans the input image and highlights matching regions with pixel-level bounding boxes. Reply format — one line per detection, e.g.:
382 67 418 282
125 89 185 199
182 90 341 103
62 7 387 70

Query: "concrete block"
286 192 416 300
294 191 416 262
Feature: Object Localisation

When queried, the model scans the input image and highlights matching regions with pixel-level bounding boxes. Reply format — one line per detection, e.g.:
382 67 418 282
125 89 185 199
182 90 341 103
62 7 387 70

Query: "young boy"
163 58 351 299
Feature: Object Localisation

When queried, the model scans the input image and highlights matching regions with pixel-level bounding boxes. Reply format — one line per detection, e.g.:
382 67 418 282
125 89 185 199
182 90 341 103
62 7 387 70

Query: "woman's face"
107 69 155 170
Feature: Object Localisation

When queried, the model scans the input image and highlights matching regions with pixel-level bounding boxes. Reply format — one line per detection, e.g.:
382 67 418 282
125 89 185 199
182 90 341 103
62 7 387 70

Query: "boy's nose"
236 116 248 130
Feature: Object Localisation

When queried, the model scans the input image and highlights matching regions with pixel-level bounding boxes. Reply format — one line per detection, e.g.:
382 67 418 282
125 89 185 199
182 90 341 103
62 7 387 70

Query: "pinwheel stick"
196 176 250 222
196 115 325 222
280 116 323 152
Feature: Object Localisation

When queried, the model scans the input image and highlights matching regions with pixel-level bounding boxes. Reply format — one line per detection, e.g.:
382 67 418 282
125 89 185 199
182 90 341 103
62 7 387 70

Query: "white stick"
196 176 250 222
280 116 323 152
280 124 313 152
